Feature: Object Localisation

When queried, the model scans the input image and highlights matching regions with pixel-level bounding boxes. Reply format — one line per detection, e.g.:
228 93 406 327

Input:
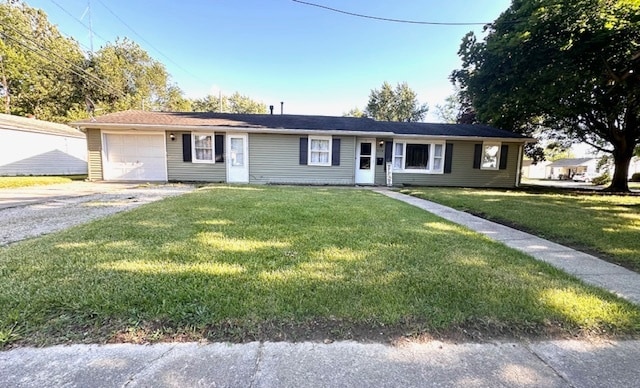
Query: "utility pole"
0 55 10 114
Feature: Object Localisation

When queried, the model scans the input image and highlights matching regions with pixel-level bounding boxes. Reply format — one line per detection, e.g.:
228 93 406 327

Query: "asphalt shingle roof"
74 110 529 140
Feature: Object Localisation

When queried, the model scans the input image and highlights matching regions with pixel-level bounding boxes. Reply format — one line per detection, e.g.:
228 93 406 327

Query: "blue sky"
27 0 511 121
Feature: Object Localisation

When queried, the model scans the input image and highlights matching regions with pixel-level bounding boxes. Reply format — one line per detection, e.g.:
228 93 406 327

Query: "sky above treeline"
27 0 511 121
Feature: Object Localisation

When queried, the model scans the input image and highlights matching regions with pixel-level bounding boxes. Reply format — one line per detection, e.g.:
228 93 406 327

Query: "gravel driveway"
0 183 195 246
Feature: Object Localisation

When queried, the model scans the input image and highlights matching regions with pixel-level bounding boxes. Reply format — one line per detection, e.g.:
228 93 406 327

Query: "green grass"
1 186 639 347
0 176 83 189
401 187 640 272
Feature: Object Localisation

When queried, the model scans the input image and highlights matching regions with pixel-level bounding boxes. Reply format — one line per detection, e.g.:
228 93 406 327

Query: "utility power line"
48 0 110 44
0 22 124 97
292 0 490 26
93 0 206 83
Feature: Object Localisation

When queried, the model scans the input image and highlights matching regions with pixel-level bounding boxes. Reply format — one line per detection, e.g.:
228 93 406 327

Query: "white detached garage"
102 132 167 181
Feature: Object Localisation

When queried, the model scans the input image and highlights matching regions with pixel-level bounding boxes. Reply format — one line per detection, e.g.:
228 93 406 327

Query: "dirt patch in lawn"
8 318 636 349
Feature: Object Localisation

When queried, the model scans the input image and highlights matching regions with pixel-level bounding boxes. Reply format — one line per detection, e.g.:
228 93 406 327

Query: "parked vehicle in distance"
572 172 596 182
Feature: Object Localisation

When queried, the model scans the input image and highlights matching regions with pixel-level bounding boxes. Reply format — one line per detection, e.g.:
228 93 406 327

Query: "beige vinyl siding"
166 131 226 182
391 141 520 188
86 128 103 181
249 133 355 185
374 139 391 185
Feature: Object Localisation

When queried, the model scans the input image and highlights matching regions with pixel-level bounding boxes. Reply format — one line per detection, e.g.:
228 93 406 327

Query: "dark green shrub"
630 173 640 182
591 172 611 186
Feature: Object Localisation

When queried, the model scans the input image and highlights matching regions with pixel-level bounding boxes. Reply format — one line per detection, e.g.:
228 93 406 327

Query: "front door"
355 138 375 185
227 133 249 183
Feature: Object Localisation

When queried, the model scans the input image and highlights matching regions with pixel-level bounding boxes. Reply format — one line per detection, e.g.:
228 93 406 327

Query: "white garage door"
103 133 167 181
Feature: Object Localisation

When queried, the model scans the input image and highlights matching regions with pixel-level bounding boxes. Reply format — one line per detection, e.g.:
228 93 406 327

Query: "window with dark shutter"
299 137 308 165
215 134 224 162
384 141 393 165
499 145 509 170
473 144 482 169
182 134 192 162
331 138 341 166
444 143 453 174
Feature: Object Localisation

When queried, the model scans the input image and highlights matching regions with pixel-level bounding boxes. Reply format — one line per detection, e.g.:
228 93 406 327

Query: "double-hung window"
392 141 445 174
309 136 332 166
481 142 500 170
192 133 215 163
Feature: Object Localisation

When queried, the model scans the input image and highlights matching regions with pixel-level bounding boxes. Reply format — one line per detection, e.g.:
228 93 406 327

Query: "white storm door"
355 138 376 185
227 133 249 183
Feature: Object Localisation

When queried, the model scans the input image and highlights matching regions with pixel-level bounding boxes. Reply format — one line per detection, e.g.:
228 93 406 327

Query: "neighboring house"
546 158 599 180
72 110 533 188
0 113 87 176
628 157 640 179
521 159 551 179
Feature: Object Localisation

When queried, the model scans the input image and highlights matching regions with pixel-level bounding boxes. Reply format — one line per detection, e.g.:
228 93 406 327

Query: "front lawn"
0 176 81 189
401 187 640 272
1 186 639 347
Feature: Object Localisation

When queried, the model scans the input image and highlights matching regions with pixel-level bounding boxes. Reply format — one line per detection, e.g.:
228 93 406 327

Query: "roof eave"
72 122 395 137
73 122 535 142
392 133 534 143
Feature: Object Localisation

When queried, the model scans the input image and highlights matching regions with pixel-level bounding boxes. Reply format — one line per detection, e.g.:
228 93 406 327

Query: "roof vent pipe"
269 105 274 115
280 101 284 115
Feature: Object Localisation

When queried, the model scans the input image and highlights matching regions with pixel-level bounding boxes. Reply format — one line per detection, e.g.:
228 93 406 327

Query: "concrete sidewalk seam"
248 342 265 388
122 345 176 387
524 343 577 388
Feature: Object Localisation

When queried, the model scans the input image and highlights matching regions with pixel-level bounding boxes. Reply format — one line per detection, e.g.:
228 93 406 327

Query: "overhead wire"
0 22 124 97
93 0 204 83
48 0 110 44
291 0 491 26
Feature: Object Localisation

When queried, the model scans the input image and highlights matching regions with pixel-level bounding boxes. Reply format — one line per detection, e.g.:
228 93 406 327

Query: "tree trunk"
605 147 633 192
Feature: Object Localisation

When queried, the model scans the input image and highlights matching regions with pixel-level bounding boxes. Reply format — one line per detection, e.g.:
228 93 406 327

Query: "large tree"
0 1 85 121
84 38 185 114
452 0 640 191
365 81 428 122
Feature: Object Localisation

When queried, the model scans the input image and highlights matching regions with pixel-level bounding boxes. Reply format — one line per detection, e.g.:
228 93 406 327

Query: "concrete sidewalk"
376 189 640 307
2 340 640 387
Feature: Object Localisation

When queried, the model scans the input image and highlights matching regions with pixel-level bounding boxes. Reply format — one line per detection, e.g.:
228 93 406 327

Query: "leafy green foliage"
452 0 640 191
84 38 187 114
365 81 428 122
1 186 639 347
0 2 85 121
631 173 640 182
191 92 266 114
591 172 612 186
343 107 366 118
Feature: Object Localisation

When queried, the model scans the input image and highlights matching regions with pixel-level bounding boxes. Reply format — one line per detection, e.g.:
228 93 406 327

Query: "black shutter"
331 138 341 166
499 144 509 170
384 141 393 164
215 134 224 162
444 143 453 174
299 137 308 165
473 143 482 169
182 134 192 162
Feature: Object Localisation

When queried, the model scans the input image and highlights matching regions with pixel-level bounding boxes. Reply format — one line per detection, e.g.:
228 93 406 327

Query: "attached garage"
102 133 167 181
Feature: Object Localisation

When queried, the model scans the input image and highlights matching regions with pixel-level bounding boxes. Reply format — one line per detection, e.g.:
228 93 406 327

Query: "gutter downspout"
516 144 524 187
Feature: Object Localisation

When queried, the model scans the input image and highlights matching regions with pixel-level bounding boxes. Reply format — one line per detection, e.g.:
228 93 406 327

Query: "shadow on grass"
1 187 639 346
402 187 640 271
